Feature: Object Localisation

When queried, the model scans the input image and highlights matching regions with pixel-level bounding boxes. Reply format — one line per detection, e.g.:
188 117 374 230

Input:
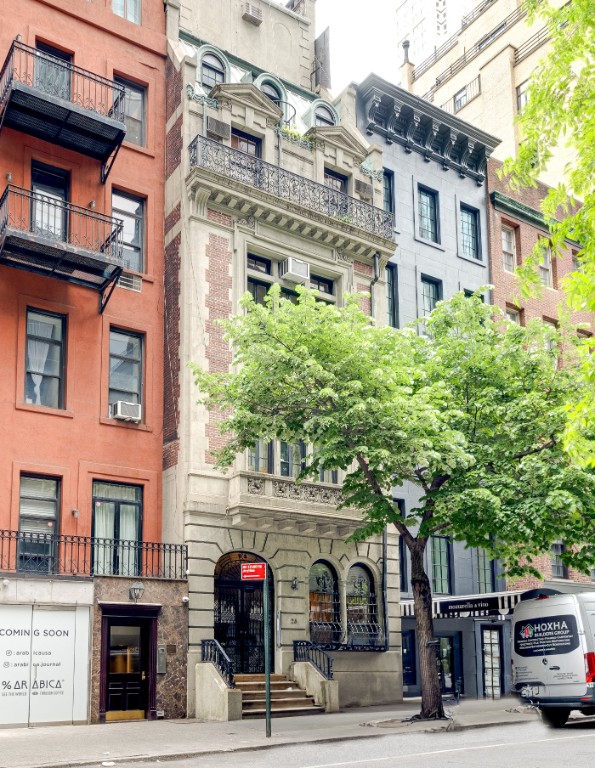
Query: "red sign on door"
241 562 267 580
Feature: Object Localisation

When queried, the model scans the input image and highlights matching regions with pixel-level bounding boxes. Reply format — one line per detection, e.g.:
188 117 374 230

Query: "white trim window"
501 226 516 273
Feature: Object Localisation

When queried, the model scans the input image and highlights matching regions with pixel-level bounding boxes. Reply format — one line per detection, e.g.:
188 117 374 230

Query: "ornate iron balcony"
189 134 394 240
0 529 188 580
0 184 124 297
0 41 126 179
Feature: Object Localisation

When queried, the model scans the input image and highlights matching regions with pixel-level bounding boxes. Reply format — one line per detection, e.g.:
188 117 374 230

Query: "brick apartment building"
0 0 187 725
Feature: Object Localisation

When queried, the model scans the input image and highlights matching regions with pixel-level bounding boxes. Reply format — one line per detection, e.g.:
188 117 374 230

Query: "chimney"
401 40 414 90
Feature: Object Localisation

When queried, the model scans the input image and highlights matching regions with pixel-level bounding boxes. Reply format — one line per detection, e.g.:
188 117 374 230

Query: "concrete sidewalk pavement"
0 698 539 768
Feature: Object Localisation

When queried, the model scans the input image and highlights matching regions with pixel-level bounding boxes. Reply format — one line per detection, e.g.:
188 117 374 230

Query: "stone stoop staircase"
235 673 325 718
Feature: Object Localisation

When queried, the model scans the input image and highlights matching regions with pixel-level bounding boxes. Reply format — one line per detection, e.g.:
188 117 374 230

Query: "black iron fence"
0 530 187 580
201 639 235 687
0 184 124 262
0 40 125 120
293 640 334 679
188 134 394 240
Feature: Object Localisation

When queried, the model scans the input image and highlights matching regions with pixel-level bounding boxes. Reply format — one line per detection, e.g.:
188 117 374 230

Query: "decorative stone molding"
237 215 256 229
359 163 383 182
270 480 342 506
247 477 265 495
186 84 219 109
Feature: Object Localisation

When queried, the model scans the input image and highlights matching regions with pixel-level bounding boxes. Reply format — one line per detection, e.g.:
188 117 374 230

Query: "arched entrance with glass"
214 552 274 674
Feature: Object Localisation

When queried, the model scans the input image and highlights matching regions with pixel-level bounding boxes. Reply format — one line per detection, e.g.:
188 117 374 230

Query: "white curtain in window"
118 504 139 576
26 320 54 405
94 501 115 575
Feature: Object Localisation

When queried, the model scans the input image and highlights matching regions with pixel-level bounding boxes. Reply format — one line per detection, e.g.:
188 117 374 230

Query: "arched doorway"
214 552 274 674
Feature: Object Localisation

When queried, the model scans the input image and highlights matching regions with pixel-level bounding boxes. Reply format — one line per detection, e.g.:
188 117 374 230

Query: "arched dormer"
303 98 339 129
253 73 292 124
197 45 231 94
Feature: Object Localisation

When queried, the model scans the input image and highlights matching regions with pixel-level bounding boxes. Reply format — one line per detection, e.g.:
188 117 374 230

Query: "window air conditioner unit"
242 3 263 25
111 401 142 423
207 116 231 140
279 257 310 284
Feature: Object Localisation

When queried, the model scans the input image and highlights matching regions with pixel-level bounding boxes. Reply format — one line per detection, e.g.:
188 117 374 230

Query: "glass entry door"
106 621 148 721
482 625 503 698
436 634 463 695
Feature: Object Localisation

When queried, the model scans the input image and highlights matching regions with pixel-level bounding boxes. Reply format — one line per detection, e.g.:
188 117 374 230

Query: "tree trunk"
410 541 445 719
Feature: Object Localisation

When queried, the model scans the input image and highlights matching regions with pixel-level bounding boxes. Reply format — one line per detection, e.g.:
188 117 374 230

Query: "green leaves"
192 286 595 577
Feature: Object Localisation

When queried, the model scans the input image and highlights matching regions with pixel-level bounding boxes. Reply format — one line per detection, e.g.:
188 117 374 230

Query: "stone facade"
91 578 188 723
163 0 402 715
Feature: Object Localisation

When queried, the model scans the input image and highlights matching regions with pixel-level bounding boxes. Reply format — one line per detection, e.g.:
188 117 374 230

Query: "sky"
314 0 402 96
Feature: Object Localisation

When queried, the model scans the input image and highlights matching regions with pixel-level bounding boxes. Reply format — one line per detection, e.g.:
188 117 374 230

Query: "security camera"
182 596 189 604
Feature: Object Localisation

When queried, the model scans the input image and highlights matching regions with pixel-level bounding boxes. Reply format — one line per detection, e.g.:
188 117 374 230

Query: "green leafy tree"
191 287 595 719
501 0 595 463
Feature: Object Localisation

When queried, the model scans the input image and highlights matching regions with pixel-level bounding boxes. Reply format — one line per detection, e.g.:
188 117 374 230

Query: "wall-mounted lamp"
89 200 96 210
16 35 22 43
291 577 298 590
129 582 145 603
6 172 12 182
71 508 79 518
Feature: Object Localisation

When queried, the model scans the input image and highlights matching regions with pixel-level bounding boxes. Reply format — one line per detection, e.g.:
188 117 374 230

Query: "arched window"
201 52 225 90
260 81 282 106
346 564 382 648
315 104 335 127
309 561 341 647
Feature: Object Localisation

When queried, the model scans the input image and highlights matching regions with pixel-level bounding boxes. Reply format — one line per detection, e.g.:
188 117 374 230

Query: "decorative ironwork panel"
0 529 187 580
188 135 394 240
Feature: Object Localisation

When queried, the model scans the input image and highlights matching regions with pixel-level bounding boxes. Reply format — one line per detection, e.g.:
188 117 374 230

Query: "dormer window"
201 53 225 90
315 105 335 127
260 81 282 107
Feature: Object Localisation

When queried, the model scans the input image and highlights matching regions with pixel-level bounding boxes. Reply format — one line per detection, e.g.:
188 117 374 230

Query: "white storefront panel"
0 604 90 726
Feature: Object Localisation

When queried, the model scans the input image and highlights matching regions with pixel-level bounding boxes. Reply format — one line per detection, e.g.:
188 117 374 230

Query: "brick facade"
163 233 181 469
166 58 183 121
166 115 183 178
204 220 233 464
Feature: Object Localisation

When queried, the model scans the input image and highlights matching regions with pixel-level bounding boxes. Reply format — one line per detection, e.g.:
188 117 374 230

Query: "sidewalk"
0 698 539 768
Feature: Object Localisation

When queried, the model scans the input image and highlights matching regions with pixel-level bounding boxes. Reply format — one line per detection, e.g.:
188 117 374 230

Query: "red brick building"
0 0 187 725
487 159 593 593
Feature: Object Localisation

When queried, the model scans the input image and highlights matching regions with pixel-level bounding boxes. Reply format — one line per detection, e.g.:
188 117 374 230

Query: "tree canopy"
191 287 595 576
501 0 595 463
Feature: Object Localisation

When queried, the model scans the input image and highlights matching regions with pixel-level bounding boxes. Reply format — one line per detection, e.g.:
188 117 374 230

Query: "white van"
511 592 595 727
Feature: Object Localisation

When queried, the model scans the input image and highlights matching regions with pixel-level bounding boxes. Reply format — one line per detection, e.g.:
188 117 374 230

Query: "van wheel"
540 708 570 728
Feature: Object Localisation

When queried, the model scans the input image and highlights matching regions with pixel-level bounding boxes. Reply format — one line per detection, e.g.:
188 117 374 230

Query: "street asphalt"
0 697 542 768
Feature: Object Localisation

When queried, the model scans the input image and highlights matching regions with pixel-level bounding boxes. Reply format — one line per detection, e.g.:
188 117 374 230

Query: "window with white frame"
112 190 145 272
112 0 140 24
92 481 142 576
540 245 553 288
115 77 145 146
18 475 60 573
109 328 143 415
506 306 521 325
280 441 305 478
501 226 516 273
454 87 468 112
201 52 225 90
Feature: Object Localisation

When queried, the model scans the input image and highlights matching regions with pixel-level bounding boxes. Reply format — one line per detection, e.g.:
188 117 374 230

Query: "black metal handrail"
0 184 124 264
0 40 125 121
188 134 394 240
201 639 235 687
0 529 188 580
293 640 334 680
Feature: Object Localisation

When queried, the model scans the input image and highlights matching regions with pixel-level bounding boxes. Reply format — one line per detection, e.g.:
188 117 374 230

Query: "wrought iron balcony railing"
0 529 188 580
0 184 124 299
0 41 126 179
188 135 394 240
